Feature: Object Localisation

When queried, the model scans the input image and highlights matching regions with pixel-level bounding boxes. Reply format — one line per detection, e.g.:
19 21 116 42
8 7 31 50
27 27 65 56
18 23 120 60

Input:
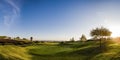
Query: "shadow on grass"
55 46 103 60
28 41 111 60
58 41 100 48
29 45 105 60
0 54 7 60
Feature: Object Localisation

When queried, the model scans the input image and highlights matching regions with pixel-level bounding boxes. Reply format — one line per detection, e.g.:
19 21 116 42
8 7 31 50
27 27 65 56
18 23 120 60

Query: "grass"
0 45 31 60
26 41 101 60
0 40 120 60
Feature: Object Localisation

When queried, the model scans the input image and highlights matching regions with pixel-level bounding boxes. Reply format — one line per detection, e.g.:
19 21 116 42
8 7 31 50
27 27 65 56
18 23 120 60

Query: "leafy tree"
23 38 27 40
90 27 112 48
8 37 11 40
30 37 33 41
90 27 112 39
70 37 75 42
80 34 87 42
15 37 20 40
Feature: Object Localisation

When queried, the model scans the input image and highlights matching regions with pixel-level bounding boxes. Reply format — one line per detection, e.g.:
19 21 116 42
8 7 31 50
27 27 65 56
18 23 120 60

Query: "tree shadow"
28 41 109 60
55 46 103 60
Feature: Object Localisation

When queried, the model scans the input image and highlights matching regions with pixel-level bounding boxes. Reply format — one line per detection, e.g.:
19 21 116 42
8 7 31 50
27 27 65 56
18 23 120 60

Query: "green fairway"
25 41 114 60
0 41 120 60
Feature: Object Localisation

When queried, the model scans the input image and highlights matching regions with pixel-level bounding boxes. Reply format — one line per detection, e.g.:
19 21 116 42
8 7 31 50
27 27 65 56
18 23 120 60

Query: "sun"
104 19 120 37
108 25 120 37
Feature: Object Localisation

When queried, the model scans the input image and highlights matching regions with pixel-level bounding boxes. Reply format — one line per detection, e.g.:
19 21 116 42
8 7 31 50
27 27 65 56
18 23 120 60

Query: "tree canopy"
70 37 75 42
80 34 87 42
90 27 112 39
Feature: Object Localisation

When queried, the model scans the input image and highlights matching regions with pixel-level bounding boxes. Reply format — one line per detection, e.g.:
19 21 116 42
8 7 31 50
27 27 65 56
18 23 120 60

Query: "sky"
0 0 120 40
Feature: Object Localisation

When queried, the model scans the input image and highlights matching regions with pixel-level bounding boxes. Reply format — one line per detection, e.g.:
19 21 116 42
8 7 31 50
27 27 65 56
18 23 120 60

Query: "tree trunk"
100 38 102 49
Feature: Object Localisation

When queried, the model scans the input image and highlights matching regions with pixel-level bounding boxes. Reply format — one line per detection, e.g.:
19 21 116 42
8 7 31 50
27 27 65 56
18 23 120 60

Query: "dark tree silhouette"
80 34 87 42
70 37 75 42
23 38 27 40
90 27 111 39
90 27 112 48
30 37 33 41
16 37 20 40
8 37 11 40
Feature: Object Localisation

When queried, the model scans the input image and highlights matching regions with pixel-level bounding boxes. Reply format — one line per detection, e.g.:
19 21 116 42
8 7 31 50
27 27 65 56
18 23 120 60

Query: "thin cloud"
5 0 20 12
2 0 21 27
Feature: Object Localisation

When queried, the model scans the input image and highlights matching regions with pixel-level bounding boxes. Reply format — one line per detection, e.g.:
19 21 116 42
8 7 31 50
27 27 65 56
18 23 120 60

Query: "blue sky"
0 0 120 40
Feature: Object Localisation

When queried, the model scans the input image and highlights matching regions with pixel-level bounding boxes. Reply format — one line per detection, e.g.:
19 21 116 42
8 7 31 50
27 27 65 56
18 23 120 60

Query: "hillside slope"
27 41 120 60
0 45 31 60
0 40 120 60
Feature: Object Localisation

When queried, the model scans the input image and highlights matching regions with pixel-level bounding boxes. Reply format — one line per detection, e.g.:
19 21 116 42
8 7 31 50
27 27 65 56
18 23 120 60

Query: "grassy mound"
0 40 120 60
26 41 100 60
0 45 30 60
27 41 120 60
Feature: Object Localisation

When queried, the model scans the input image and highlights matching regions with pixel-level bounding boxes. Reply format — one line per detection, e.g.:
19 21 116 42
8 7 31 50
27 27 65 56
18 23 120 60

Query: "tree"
15 37 20 40
23 38 27 40
90 27 112 48
90 27 112 39
80 34 87 42
70 37 75 42
30 37 33 41
8 37 11 40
